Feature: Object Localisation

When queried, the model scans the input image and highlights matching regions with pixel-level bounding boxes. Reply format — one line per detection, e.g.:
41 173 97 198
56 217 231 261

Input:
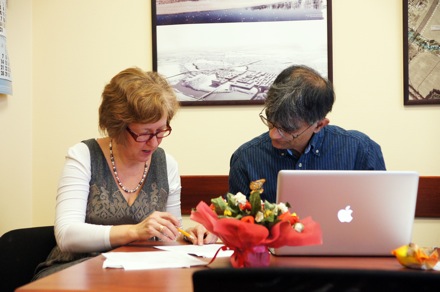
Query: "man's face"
269 122 317 151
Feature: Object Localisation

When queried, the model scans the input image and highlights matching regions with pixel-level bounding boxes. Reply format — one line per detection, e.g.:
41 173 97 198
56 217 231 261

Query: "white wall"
1 0 440 247
0 0 33 233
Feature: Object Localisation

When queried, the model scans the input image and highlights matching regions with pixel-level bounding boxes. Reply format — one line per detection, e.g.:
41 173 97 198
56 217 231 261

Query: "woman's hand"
138 211 181 241
113 211 181 245
184 224 218 245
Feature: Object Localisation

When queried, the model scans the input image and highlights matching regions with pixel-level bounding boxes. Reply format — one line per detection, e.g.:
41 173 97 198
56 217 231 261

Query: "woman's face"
124 115 169 163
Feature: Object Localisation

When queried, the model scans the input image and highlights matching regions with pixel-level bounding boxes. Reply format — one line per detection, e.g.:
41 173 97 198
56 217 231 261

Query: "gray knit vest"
83 139 169 225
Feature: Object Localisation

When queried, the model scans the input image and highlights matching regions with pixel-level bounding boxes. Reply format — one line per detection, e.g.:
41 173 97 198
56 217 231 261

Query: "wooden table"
16 242 438 292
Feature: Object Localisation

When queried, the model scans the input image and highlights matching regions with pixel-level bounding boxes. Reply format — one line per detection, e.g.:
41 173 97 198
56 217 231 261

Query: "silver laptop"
270 170 419 256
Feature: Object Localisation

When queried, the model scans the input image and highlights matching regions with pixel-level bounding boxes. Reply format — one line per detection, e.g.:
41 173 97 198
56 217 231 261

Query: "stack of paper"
102 250 207 270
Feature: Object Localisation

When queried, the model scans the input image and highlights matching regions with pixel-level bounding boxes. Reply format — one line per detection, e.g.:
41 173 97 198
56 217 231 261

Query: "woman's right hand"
109 211 181 247
134 211 181 242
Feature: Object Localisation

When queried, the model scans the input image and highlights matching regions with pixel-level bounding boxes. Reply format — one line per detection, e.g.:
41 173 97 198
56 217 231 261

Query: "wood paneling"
414 176 440 217
180 175 229 215
181 175 440 218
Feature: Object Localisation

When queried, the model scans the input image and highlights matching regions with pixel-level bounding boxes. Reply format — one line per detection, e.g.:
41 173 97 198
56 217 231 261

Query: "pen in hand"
177 228 194 240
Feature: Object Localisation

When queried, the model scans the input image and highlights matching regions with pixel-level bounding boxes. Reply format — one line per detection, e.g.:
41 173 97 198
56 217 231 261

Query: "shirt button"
298 163 303 168
315 150 319 154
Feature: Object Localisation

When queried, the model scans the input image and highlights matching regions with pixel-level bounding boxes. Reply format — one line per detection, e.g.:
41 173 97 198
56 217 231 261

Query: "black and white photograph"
152 0 332 105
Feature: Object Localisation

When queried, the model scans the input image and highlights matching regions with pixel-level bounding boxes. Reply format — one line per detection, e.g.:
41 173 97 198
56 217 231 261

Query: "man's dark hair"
264 65 334 131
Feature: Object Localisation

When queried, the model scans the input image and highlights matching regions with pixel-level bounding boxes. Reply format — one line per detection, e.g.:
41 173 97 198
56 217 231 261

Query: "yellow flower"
224 209 232 216
264 209 273 218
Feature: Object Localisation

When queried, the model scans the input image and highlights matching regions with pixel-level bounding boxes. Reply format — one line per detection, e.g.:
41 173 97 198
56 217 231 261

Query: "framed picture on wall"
404 0 440 105
152 0 333 106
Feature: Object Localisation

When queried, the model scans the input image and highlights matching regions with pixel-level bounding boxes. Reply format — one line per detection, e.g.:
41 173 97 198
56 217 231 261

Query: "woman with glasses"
34 67 216 280
229 65 386 202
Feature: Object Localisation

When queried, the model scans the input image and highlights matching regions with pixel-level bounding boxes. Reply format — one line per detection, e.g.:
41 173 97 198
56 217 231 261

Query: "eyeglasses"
259 108 314 140
126 126 172 142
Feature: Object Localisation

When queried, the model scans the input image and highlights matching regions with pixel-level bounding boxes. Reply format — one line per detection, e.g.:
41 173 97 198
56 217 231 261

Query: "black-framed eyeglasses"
259 108 314 140
126 126 172 142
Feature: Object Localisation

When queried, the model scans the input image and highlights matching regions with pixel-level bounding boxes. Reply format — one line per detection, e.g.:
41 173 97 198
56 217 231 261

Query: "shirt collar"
284 129 325 157
309 128 325 156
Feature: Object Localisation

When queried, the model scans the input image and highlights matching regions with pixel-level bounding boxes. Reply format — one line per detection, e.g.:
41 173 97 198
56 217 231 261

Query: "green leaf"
264 212 276 223
264 200 276 212
226 205 239 217
249 192 262 216
211 196 228 214
226 193 240 214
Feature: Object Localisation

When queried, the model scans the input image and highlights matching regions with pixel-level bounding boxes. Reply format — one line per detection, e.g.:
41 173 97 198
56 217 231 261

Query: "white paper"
102 250 207 270
154 243 233 258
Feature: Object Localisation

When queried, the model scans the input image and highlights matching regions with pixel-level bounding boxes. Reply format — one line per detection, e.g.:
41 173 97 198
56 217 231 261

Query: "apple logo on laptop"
337 205 353 223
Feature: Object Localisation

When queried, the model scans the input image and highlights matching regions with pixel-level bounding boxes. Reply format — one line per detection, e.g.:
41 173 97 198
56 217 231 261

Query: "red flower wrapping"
190 201 322 267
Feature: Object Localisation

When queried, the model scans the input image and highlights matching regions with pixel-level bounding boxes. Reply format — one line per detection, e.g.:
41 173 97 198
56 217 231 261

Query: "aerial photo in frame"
405 0 440 105
152 0 331 105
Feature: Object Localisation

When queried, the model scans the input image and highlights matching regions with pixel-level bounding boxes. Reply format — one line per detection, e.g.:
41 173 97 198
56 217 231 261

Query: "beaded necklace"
109 140 148 193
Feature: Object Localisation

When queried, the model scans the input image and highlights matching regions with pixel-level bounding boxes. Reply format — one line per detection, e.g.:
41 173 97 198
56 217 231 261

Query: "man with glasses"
229 65 386 202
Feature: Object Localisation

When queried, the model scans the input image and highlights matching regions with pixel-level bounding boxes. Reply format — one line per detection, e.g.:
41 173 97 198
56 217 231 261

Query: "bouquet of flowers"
190 179 322 268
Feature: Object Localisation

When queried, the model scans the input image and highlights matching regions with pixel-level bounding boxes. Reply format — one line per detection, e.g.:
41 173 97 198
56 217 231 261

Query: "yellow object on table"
392 243 439 270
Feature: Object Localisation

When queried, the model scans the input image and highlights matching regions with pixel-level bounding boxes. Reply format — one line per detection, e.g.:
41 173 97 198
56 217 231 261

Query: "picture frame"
404 0 440 105
152 0 333 106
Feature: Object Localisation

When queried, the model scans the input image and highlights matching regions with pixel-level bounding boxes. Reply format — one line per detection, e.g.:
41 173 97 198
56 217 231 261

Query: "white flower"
234 192 247 205
294 222 304 233
277 202 289 214
255 211 264 223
